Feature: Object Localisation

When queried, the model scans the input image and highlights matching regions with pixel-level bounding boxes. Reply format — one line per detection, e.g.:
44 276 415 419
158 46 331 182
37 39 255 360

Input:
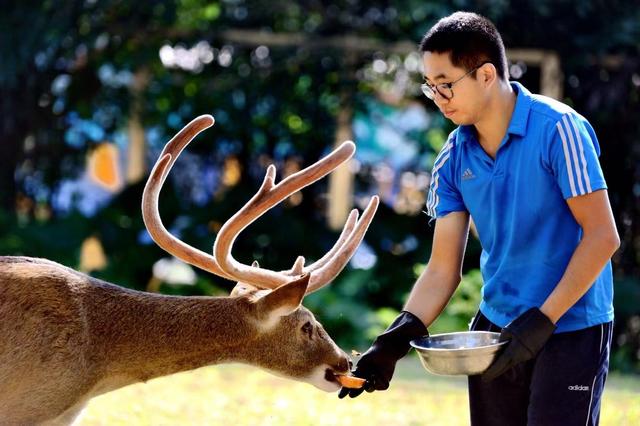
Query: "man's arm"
540 189 620 323
405 210 470 326
338 211 469 398
483 189 619 381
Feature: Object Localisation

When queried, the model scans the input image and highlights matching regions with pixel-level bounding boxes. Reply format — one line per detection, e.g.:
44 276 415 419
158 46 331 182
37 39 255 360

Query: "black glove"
482 307 556 382
338 311 427 399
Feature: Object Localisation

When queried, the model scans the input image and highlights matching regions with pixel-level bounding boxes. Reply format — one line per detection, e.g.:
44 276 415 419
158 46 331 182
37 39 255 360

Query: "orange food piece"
335 375 366 389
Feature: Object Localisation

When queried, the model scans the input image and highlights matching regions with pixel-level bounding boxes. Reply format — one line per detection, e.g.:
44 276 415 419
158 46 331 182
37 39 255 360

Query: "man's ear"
254 274 310 321
480 62 497 87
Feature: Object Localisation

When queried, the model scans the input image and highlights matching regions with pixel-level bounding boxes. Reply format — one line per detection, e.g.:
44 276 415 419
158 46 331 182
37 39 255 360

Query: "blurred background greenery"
1 0 639 377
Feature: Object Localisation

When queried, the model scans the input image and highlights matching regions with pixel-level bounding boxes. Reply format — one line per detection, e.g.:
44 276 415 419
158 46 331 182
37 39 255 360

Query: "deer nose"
334 357 350 373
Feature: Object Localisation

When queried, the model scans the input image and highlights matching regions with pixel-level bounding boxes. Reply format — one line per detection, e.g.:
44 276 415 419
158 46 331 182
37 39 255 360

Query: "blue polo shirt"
426 82 613 333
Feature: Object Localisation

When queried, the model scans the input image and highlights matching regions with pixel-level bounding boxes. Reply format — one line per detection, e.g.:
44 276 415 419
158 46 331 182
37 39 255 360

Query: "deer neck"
86 281 259 388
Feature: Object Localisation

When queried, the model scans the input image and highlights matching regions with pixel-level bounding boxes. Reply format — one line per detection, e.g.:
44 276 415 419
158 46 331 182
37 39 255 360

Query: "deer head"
141 115 379 391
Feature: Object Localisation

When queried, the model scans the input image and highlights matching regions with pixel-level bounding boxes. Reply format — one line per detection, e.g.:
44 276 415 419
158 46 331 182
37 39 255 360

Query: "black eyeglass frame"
421 62 491 101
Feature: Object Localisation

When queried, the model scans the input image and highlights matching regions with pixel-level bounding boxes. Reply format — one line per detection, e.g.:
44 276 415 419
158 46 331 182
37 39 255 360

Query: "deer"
0 115 379 426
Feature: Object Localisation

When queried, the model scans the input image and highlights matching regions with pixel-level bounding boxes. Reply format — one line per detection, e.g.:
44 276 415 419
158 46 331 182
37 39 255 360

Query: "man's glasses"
421 62 490 101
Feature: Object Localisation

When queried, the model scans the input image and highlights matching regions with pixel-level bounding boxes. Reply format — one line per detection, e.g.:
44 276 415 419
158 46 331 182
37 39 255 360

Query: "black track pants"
468 311 612 426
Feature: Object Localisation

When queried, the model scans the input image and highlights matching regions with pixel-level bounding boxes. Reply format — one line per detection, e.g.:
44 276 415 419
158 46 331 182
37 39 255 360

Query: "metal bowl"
410 331 507 376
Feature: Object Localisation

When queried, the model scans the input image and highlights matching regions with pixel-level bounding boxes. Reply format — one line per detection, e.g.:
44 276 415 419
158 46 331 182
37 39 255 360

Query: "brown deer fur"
0 257 350 425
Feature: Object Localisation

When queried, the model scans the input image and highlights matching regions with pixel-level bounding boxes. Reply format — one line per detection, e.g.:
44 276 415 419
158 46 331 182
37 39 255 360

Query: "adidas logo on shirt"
462 168 476 180
568 385 590 391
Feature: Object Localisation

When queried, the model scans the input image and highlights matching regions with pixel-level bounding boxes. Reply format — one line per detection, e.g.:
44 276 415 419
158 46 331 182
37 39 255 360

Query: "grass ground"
80 357 640 425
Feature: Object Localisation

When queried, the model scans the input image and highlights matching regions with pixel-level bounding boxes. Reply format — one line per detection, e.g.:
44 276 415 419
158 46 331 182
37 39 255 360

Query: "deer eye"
301 321 313 338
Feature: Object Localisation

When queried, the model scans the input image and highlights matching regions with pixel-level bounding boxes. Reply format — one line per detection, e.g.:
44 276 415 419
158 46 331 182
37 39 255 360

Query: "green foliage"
612 277 640 373
1 0 639 374
306 266 484 351
175 0 221 30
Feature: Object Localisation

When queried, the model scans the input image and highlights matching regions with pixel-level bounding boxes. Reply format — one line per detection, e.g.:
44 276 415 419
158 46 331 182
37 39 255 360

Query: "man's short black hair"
419 12 509 81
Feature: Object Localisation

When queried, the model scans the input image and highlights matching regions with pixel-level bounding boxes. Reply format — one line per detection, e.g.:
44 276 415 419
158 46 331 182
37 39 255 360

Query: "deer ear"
230 261 262 297
230 282 259 297
256 273 310 320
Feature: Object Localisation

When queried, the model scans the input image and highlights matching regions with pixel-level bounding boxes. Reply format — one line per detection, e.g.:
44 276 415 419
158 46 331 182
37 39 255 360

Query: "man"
339 11 619 426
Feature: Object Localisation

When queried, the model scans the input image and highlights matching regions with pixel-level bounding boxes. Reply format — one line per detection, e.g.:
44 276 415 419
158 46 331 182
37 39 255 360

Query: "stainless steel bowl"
410 331 507 376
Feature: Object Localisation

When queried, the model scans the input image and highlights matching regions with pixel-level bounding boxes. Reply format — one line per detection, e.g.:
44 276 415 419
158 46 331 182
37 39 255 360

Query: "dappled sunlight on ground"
80 357 639 425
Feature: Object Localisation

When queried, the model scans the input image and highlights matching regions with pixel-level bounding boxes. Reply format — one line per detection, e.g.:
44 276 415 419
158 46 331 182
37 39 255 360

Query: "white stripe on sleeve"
569 115 593 193
556 121 578 197
562 115 586 195
428 152 451 216
427 141 453 216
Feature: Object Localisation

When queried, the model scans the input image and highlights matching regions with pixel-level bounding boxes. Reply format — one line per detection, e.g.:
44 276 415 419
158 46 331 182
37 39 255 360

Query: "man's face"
422 51 485 125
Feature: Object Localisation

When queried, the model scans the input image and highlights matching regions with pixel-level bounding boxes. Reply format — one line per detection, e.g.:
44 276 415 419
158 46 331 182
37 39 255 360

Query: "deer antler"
142 114 379 292
275 200 379 293
142 115 235 280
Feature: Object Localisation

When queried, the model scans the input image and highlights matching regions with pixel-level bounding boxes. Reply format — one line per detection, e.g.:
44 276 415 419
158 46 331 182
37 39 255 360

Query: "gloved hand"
482 307 556 382
338 311 427 399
